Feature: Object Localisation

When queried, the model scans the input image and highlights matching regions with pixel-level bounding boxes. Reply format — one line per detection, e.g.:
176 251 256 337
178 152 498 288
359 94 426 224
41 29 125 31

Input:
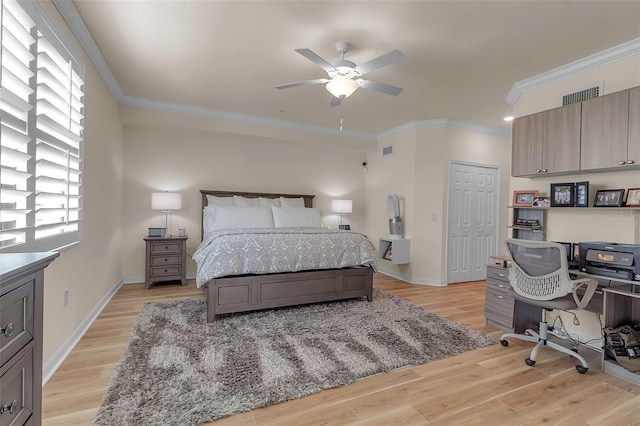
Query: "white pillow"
271 206 323 228
259 197 281 207
280 197 305 208
233 195 260 207
203 206 217 233
206 195 234 207
209 206 274 230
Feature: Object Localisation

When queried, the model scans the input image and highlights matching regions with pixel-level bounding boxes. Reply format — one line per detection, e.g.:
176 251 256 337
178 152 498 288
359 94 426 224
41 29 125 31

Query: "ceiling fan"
275 41 405 106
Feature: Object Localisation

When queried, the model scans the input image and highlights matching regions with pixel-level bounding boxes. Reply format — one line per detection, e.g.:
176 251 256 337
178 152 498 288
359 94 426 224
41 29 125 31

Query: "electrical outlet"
64 289 69 306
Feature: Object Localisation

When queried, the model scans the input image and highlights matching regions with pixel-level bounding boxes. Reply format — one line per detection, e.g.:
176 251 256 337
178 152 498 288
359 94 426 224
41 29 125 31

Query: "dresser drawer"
0 345 33 426
487 266 509 283
486 278 510 293
0 281 34 367
149 242 181 255
150 266 181 278
485 287 515 331
150 255 181 266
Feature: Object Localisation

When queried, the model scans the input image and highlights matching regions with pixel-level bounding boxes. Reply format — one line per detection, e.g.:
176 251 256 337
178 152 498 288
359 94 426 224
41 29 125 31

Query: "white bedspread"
192 228 377 287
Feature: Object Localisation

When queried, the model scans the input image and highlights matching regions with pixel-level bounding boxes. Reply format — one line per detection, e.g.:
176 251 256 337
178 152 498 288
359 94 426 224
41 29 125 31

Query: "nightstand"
144 236 188 289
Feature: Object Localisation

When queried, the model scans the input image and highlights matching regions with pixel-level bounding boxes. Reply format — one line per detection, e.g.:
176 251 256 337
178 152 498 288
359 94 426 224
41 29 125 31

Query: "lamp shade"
152 192 182 210
331 199 352 214
325 78 359 99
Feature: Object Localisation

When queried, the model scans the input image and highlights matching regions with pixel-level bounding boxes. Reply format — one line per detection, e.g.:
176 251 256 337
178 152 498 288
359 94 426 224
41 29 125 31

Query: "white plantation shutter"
0 0 84 252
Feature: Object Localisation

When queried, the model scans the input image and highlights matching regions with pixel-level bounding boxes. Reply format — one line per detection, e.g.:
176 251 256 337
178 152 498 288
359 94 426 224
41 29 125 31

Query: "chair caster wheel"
525 358 536 366
576 365 588 374
500 340 509 347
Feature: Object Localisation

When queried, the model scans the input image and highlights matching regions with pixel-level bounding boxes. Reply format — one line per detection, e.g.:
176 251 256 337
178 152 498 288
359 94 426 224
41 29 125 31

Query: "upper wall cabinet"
581 90 632 171
627 86 640 165
512 103 581 177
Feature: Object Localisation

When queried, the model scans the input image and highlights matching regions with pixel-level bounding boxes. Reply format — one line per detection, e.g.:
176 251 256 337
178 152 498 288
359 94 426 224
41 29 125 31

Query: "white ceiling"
70 0 640 135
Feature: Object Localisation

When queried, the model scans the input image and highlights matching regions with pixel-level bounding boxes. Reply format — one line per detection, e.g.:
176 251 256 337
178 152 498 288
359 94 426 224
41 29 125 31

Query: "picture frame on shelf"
624 188 640 207
382 245 393 261
513 190 538 207
338 224 351 230
593 189 625 207
550 183 575 207
531 196 550 208
575 181 589 208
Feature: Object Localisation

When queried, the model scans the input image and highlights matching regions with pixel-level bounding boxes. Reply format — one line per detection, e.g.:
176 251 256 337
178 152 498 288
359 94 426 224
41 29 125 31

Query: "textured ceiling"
72 0 640 135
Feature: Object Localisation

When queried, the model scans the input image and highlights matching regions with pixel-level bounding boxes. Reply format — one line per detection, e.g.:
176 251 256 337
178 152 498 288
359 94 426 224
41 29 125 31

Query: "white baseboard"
42 278 124 385
123 272 196 284
377 268 445 286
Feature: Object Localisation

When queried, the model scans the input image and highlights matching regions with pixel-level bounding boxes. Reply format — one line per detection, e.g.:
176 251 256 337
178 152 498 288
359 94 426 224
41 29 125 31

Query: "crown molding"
378 119 510 140
52 0 124 100
120 96 376 140
506 38 640 105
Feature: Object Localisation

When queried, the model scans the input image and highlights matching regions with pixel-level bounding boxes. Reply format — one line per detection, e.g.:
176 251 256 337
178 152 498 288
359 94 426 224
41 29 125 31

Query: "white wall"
120 107 375 281
38 2 124 365
365 123 511 284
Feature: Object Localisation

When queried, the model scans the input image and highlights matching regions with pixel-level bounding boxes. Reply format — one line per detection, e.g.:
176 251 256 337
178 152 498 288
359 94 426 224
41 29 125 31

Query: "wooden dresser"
0 252 58 425
144 236 187 289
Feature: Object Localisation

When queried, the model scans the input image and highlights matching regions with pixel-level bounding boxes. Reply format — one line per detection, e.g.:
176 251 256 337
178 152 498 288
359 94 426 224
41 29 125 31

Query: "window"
0 0 85 252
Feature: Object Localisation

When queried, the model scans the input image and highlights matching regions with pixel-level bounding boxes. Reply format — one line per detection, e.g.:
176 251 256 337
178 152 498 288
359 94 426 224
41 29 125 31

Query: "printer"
579 242 640 282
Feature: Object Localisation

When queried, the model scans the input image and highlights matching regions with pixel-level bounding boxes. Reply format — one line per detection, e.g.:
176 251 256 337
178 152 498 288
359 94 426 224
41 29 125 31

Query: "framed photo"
575 181 589 208
531 196 550 208
550 183 575 207
593 189 625 207
338 224 351 230
513 190 538 207
625 188 640 207
382 245 393 261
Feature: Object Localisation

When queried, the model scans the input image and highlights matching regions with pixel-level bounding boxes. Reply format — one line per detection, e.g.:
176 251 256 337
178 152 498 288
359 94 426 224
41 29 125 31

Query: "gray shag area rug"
94 289 494 425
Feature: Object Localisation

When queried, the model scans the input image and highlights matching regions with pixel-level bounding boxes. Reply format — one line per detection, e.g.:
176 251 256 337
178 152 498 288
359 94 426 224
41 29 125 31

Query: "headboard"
199 190 315 240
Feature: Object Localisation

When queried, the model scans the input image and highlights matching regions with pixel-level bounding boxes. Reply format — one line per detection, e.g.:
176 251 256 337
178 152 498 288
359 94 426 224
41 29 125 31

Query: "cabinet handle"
628 160 635 165
536 169 542 173
542 169 548 173
0 323 14 338
618 160 626 165
0 400 18 415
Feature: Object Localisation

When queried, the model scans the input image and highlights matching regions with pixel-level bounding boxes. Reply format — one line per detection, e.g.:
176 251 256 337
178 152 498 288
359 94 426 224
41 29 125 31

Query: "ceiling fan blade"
295 48 335 72
329 96 342 107
355 50 405 75
357 79 404 96
275 78 329 90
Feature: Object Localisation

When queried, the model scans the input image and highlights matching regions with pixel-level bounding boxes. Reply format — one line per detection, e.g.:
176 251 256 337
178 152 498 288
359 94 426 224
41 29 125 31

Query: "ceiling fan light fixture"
326 77 359 99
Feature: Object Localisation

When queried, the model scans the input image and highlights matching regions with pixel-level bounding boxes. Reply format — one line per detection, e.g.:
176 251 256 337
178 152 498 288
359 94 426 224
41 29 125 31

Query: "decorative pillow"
233 195 260 207
206 195 234 207
280 197 305 208
259 197 281 207
202 206 217 233
209 206 274 230
271 206 323 228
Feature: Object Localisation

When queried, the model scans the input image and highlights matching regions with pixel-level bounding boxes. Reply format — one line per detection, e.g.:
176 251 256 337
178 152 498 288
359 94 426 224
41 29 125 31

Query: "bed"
194 190 376 321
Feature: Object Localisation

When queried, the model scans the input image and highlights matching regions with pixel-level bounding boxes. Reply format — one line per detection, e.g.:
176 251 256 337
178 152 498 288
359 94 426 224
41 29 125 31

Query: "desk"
485 264 640 384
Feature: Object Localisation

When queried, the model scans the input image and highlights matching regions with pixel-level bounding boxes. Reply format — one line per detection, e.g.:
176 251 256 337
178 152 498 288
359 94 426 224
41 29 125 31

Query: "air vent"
562 86 600 105
382 146 393 156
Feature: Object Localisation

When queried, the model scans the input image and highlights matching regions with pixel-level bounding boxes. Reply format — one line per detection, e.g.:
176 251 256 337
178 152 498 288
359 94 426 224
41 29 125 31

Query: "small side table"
144 236 188 289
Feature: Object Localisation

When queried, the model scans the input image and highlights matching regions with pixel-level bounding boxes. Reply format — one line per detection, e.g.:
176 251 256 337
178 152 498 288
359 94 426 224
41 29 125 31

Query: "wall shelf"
379 238 410 265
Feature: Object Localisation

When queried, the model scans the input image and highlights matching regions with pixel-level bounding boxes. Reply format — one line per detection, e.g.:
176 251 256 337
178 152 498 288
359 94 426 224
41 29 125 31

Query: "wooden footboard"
206 266 373 322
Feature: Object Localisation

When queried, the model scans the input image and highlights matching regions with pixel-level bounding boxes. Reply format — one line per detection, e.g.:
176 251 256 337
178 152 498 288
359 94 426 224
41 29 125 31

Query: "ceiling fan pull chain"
340 102 344 131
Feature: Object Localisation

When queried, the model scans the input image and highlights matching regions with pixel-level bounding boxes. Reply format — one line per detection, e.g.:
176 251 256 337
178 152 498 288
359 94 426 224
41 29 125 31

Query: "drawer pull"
0 400 18 415
165 270 168 273
0 323 14 338
497 295 504 299
164 246 168 250
498 284 505 288
497 273 505 277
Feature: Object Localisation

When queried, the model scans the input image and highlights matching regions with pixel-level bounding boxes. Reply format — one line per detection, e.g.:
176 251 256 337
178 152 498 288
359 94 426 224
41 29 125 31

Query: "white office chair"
499 239 598 374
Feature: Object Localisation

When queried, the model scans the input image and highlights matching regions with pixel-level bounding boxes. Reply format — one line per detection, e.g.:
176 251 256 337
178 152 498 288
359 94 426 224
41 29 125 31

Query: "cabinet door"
628 86 640 166
581 90 630 170
543 103 581 173
512 111 544 176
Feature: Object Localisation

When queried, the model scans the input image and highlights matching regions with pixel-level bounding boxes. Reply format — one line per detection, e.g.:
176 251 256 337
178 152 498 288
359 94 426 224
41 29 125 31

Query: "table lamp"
331 199 352 226
151 192 182 237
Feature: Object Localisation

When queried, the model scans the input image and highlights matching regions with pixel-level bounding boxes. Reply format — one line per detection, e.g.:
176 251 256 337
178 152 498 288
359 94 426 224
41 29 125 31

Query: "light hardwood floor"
42 274 640 425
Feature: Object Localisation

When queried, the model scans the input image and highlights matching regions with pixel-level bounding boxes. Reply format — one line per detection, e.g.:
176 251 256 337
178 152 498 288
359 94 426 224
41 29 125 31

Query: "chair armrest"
570 278 598 310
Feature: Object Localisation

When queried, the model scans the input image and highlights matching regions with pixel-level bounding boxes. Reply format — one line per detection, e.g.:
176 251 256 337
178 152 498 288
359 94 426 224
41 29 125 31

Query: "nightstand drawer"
0 344 33 426
150 255 181 266
150 266 181 277
487 266 509 283
0 281 34 367
149 242 181 255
